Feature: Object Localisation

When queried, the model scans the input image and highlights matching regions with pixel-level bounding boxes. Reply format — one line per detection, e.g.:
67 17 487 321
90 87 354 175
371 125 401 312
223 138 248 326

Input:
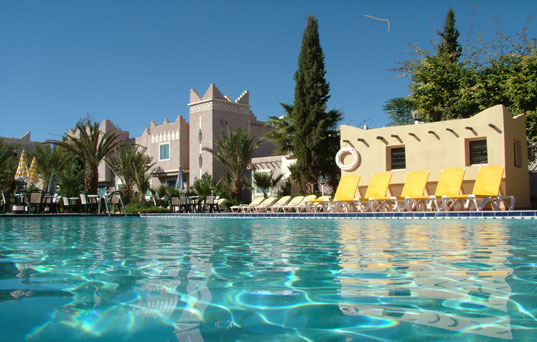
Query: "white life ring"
335 147 359 171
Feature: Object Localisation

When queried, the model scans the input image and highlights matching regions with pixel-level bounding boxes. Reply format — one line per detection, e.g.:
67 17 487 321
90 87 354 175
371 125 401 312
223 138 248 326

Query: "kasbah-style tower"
188 84 276 189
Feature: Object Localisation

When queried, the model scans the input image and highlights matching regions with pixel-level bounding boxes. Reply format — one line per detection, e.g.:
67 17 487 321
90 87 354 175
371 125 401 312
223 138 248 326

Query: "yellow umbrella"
28 157 40 185
14 150 29 181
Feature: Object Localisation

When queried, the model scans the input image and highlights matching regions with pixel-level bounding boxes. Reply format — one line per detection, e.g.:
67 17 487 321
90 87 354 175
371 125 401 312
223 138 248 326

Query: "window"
468 139 488 165
389 147 406 170
199 129 202 142
159 143 170 161
514 139 522 168
199 154 202 167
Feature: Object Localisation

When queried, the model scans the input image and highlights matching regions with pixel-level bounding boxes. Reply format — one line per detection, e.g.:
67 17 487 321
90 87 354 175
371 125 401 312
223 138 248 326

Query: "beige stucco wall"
134 115 189 189
188 84 275 187
97 120 130 184
339 105 530 208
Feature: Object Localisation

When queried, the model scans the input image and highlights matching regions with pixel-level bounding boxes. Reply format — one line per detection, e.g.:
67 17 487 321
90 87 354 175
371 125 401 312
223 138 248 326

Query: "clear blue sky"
1 0 535 141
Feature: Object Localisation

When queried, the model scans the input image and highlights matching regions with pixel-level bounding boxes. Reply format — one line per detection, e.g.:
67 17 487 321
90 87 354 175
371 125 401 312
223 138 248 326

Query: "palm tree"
55 156 85 197
253 170 284 198
29 144 71 192
131 148 155 202
106 144 137 203
203 127 260 201
192 173 215 197
264 103 295 155
47 119 124 194
107 144 154 203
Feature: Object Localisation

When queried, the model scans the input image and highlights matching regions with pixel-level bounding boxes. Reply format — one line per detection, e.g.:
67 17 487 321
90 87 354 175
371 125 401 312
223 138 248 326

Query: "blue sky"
1 0 535 141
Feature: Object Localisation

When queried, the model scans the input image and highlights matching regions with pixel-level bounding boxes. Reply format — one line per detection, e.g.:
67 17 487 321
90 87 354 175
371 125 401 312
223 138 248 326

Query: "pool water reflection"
0 217 536 341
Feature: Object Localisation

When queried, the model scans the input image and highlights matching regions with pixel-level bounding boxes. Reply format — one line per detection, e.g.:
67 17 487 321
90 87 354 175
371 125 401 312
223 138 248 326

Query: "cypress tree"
437 8 462 62
291 16 341 192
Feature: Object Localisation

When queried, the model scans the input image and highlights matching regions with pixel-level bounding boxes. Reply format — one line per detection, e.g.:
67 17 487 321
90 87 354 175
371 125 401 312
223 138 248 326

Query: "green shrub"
125 202 171 213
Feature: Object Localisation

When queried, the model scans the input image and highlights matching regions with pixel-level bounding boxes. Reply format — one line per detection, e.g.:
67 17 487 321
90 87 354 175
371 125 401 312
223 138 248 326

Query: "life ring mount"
335 147 359 171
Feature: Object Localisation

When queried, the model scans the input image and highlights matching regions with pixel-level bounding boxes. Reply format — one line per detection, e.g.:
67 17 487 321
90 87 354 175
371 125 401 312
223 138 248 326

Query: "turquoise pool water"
0 217 536 341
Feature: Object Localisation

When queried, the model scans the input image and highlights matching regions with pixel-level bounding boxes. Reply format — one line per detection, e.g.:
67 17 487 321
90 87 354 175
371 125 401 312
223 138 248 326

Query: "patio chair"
62 196 77 213
215 197 226 212
354 173 392 212
441 165 514 211
107 191 127 216
262 196 292 213
171 195 190 212
230 196 265 213
387 170 430 211
203 195 217 213
28 191 44 214
307 174 361 212
408 168 465 211
79 192 98 213
251 197 279 213
276 195 304 213
42 194 59 214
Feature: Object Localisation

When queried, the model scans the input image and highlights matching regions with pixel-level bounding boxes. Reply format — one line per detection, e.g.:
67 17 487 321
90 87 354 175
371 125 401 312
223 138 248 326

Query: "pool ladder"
101 191 127 217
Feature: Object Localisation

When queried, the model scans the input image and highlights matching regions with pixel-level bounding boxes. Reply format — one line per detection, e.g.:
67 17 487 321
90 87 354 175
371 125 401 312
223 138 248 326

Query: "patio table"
188 196 204 213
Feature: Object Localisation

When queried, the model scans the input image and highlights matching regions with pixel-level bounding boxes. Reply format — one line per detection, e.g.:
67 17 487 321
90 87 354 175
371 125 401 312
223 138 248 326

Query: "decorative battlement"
236 90 249 104
189 83 250 106
189 84 253 115
139 115 187 144
20 132 31 141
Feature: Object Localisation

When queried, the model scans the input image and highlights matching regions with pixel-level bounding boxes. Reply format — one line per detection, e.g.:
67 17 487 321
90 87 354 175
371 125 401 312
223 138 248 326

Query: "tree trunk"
84 163 99 194
232 179 242 201
305 181 317 194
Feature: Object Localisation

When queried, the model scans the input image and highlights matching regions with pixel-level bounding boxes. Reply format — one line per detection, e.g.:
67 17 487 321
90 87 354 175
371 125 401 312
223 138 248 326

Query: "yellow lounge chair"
259 196 291 213
251 197 279 213
307 174 361 212
354 173 392 212
284 195 317 213
230 196 264 213
408 168 465 211
388 170 430 211
442 165 514 211
273 195 303 213
305 195 331 212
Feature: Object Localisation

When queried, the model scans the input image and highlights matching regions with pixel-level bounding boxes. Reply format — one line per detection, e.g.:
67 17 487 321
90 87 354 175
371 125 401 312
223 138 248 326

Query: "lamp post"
319 175 328 197
412 110 423 124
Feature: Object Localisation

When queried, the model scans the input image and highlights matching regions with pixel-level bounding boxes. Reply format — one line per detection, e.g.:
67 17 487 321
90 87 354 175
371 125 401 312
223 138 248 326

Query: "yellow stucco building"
339 105 530 209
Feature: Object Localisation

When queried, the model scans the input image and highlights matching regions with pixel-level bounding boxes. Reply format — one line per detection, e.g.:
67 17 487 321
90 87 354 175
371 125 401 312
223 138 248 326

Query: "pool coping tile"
130 210 537 220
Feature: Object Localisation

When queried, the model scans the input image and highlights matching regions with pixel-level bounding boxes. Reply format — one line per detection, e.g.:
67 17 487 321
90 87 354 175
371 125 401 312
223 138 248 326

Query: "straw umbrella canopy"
14 150 29 182
28 157 40 185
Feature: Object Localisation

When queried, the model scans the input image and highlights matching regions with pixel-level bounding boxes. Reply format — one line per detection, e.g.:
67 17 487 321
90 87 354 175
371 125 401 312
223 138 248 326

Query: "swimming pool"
0 217 536 341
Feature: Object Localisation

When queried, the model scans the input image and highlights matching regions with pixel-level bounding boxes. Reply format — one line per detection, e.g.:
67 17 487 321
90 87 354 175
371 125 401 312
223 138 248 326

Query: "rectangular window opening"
159 143 170 161
468 139 488 165
390 147 406 170
514 139 522 168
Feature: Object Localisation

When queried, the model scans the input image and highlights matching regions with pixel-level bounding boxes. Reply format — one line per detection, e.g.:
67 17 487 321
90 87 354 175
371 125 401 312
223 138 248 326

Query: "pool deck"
2 211 537 219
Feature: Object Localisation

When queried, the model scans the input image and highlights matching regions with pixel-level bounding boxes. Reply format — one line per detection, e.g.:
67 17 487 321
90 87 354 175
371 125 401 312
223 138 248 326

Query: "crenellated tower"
188 83 274 188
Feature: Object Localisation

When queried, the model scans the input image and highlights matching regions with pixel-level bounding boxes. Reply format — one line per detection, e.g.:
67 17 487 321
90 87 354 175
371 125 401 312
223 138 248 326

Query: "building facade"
134 115 189 189
187 84 275 187
338 105 531 209
95 84 275 194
